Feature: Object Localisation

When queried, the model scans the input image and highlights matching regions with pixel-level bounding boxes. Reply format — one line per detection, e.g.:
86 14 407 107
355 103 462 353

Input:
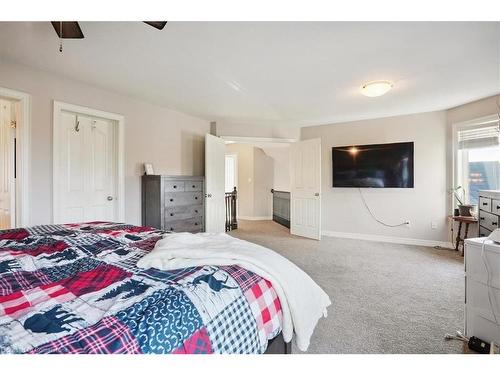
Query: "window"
225 154 237 193
455 118 500 206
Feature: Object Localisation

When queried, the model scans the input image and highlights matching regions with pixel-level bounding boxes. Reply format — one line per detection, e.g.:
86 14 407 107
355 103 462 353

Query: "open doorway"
0 98 16 229
223 138 292 234
205 134 321 239
0 87 30 230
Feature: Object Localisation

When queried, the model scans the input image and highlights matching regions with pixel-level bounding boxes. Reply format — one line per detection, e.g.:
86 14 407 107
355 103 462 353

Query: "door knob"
107 196 114 201
314 193 320 197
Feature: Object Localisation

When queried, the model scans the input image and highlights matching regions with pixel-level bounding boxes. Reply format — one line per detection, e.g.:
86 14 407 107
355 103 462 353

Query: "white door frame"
0 86 31 227
220 136 297 145
53 101 125 224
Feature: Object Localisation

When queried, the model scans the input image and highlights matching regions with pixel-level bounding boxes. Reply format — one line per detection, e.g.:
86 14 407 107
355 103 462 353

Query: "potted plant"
450 186 474 217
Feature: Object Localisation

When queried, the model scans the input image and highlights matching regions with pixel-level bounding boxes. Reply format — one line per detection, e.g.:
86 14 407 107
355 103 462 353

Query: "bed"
0 222 294 354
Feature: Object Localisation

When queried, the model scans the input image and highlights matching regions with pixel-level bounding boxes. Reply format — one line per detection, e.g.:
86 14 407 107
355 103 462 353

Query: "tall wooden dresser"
478 190 500 237
142 175 205 233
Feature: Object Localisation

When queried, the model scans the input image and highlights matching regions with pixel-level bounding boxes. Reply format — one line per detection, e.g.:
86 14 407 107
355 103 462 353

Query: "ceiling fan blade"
51 22 84 39
143 21 168 30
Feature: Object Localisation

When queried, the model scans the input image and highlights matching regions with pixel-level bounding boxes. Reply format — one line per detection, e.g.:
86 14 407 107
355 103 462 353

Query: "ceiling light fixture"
360 80 394 97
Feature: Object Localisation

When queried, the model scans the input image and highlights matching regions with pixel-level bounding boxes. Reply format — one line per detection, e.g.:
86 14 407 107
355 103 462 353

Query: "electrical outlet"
431 221 437 230
405 220 411 228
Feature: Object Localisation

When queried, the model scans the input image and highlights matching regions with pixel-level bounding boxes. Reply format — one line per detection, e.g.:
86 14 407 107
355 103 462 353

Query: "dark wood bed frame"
264 333 292 354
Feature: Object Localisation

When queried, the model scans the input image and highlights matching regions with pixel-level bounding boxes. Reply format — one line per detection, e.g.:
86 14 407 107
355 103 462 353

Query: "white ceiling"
0 22 499 127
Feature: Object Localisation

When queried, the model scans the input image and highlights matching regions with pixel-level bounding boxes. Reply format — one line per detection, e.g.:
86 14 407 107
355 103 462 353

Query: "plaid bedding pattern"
0 283 76 319
0 222 282 354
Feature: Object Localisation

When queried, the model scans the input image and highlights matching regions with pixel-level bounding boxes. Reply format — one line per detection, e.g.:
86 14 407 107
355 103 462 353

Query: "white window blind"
458 123 500 150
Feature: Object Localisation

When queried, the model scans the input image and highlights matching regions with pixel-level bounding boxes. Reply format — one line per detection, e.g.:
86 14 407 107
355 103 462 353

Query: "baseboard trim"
238 216 273 221
321 230 454 248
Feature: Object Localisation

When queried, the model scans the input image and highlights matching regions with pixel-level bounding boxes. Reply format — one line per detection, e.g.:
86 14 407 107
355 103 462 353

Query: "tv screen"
332 142 414 188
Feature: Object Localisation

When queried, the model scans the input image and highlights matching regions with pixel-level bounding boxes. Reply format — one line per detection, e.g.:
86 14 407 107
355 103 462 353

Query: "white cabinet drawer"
466 278 500 322
479 210 499 232
465 242 500 288
465 306 500 344
479 225 490 237
492 199 500 215
479 196 492 213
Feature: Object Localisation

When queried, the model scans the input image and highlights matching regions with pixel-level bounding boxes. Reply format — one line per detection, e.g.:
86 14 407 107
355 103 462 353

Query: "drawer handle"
480 217 485 220
195 210 198 213
493 222 498 226
195 197 198 200
483 202 488 206
170 198 174 202
195 222 198 226
173 185 177 189
497 205 500 210
192 185 196 188
170 213 174 217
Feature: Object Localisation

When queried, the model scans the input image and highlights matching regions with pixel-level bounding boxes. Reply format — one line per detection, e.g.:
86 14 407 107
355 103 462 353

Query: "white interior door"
290 138 321 240
205 134 226 233
56 112 117 224
0 99 15 229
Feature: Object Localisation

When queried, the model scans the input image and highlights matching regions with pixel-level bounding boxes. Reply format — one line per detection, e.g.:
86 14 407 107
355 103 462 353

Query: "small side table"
450 216 478 255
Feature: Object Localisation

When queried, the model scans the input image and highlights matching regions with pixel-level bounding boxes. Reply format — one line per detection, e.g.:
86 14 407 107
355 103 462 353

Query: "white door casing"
56 112 117 223
290 138 322 240
205 134 226 233
53 101 125 225
0 99 16 229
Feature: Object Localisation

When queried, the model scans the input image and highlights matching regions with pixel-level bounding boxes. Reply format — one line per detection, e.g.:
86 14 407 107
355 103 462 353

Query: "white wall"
253 148 274 218
226 143 254 218
261 147 291 192
0 60 209 226
301 111 449 244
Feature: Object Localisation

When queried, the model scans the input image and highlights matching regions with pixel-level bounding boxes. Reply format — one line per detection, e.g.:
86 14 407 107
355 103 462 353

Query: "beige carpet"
229 220 464 354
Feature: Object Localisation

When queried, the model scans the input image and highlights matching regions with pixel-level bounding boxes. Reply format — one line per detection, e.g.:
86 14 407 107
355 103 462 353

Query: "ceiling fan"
50 21 167 51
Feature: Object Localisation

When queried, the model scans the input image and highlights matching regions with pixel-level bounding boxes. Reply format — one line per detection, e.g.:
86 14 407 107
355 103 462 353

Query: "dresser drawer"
164 192 203 207
479 225 490 237
479 210 499 232
164 216 203 232
184 181 203 192
164 205 203 222
163 180 185 192
479 196 492 213
492 199 500 215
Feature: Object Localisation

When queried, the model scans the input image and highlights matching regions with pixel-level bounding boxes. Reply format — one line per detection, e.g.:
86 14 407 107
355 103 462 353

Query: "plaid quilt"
0 222 283 354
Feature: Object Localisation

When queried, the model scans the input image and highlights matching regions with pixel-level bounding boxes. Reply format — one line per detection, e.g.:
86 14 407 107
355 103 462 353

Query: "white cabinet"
464 238 500 345
478 190 500 237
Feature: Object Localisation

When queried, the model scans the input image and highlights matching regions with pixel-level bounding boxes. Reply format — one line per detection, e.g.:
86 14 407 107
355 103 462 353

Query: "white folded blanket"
136 232 331 351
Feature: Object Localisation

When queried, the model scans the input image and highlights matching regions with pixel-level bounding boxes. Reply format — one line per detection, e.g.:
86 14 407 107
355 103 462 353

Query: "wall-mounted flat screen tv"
332 141 414 188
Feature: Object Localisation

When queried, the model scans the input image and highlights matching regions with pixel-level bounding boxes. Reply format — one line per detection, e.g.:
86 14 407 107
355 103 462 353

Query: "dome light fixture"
361 80 394 97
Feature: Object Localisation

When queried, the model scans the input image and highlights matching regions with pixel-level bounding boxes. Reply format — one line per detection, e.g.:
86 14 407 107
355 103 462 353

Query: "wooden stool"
451 216 478 255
